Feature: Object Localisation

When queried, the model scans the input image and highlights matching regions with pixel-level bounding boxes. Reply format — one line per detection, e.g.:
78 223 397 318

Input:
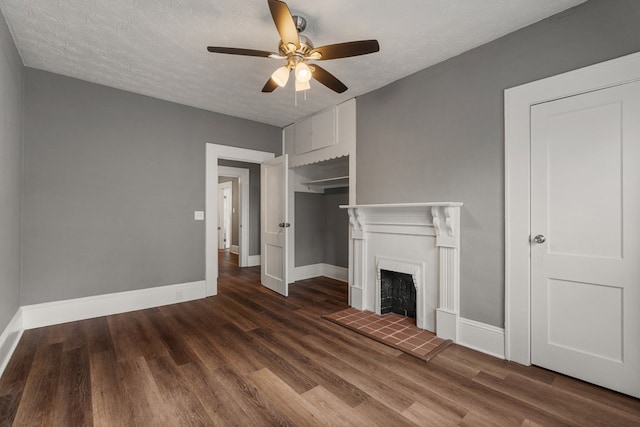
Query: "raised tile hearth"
324 308 450 360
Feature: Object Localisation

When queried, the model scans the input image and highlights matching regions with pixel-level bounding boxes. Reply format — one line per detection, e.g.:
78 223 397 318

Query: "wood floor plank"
551 373 640 418
298 336 416 413
0 250 637 426
11 342 63 426
143 307 202 367
207 294 261 332
249 327 369 408
81 317 115 355
350 400 418 427
177 362 241 425
0 328 44 395
473 371 640 426
208 365 296 426
117 356 169 426
0 392 21 426
222 324 318 394
301 385 369 426
401 401 460 426
420 361 579 426
53 346 93 426
248 368 349 426
89 350 133 427
146 356 213 425
107 311 169 362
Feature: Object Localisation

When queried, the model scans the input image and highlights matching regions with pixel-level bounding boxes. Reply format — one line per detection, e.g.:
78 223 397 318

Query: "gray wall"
218 160 261 256
356 0 640 327
0 10 24 335
322 188 349 268
295 193 324 267
295 188 349 268
218 176 239 247
22 69 281 305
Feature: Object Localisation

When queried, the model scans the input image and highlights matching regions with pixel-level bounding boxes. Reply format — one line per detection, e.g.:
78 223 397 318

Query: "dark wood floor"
1 250 639 426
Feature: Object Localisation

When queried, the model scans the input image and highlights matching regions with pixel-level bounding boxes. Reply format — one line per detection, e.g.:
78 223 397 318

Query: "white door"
261 155 289 296
530 81 640 397
218 182 232 249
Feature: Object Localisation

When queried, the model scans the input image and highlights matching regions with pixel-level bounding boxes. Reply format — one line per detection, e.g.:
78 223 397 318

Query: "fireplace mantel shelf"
340 202 463 209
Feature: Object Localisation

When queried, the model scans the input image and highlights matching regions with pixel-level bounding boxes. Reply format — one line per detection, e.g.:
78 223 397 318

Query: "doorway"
505 52 640 398
205 144 275 297
218 166 250 267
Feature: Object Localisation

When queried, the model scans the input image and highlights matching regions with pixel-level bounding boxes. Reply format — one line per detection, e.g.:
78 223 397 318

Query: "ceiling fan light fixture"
295 79 310 92
271 65 290 87
295 62 312 83
207 0 380 95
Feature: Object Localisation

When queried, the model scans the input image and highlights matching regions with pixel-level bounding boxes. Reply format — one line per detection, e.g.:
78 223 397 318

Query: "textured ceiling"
0 0 586 127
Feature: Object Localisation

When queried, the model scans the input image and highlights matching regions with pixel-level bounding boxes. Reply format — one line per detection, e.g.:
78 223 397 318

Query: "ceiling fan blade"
207 46 275 58
262 77 279 93
268 0 299 49
311 65 348 94
309 40 380 60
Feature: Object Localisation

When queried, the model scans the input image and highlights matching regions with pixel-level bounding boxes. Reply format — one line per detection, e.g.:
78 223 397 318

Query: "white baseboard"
457 317 505 359
293 264 348 282
0 308 24 379
21 280 206 330
321 264 348 282
293 264 324 281
230 245 239 255
248 255 261 267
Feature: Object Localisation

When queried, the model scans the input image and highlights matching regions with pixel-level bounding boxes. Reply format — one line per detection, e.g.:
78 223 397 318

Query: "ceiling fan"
207 0 380 94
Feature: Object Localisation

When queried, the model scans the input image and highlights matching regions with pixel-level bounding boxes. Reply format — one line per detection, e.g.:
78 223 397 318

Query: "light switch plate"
194 211 205 221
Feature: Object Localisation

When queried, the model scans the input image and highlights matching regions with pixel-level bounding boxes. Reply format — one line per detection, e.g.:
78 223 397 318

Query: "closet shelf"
301 176 349 190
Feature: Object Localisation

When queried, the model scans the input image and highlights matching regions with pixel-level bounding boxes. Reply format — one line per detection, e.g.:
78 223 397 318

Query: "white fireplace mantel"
341 202 463 341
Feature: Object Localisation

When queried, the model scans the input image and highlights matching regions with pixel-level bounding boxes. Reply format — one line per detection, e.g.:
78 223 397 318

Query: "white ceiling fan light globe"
295 79 310 92
295 62 312 83
271 66 290 87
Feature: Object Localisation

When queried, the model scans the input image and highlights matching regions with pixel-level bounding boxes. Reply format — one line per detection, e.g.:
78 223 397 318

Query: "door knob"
533 234 546 244
278 222 291 228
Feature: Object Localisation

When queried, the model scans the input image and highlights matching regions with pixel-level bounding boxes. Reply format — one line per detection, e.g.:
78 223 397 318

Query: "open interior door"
261 155 289 296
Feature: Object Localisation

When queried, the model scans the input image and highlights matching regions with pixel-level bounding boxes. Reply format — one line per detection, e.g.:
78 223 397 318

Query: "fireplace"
380 270 416 318
342 203 462 341
375 256 426 327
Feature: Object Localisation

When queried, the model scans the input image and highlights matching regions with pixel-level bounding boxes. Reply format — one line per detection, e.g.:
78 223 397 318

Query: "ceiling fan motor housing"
279 34 314 57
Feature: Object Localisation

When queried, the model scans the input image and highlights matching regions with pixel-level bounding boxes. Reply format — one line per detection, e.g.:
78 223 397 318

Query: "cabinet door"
283 124 295 156
311 108 336 151
294 117 312 154
337 99 356 146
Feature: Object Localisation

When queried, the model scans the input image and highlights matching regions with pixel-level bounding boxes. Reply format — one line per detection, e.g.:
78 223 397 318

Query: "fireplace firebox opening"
380 270 417 318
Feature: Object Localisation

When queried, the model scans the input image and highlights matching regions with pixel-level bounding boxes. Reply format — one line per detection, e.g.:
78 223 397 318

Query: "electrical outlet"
194 211 205 221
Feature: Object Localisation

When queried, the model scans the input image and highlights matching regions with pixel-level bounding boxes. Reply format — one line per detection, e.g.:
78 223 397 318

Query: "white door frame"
504 51 640 365
219 166 250 267
206 143 275 297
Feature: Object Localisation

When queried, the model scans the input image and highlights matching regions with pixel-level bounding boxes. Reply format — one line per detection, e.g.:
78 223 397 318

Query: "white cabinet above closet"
293 108 335 154
284 99 356 168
